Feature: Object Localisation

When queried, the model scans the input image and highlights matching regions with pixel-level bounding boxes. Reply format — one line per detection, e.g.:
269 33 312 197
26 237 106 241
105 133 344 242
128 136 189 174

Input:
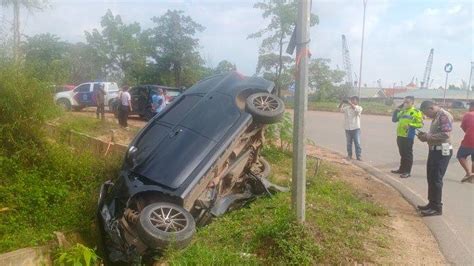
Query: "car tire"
136 202 195 250
246 93 285 124
56 98 71 111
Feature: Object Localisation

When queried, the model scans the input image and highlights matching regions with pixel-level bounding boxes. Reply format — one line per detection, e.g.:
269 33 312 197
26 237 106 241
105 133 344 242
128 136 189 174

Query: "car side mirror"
127 146 138 167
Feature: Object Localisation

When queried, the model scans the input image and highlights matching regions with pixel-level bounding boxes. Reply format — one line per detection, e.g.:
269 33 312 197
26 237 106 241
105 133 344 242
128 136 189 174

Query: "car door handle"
170 129 183 138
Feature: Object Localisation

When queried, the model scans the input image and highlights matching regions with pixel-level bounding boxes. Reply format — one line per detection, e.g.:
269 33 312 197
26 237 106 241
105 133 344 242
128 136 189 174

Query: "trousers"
397 136 414 173
426 149 452 210
345 129 361 159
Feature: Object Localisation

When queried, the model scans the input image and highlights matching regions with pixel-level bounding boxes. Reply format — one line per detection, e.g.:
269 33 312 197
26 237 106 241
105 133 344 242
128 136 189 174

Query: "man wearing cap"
417 101 453 216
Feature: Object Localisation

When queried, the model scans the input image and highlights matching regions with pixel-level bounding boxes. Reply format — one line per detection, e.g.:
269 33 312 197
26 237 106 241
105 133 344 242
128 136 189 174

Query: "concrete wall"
0 247 51 266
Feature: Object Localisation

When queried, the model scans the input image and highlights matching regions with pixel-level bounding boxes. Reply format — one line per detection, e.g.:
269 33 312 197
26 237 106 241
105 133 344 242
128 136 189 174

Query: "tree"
22 33 70 83
214 60 236 74
85 9 147 84
249 0 318 96
0 0 47 61
256 53 293 91
307 58 346 101
65 42 107 84
148 10 205 87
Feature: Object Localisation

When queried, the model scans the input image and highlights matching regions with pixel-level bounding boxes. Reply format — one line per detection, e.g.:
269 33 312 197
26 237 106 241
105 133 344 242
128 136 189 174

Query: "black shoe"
400 173 411 178
391 169 402 174
417 204 431 211
420 208 442 217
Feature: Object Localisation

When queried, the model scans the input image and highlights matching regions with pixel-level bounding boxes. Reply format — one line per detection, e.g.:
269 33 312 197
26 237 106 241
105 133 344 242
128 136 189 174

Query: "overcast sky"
0 0 472 88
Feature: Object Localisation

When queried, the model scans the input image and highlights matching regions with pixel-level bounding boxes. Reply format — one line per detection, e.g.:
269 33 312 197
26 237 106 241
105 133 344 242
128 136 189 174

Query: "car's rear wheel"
136 202 195 250
246 93 284 124
56 98 71 111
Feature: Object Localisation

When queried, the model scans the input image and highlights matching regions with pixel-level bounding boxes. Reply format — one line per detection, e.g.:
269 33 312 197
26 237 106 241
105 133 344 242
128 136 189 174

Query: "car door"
130 87 144 113
105 83 119 106
73 83 93 106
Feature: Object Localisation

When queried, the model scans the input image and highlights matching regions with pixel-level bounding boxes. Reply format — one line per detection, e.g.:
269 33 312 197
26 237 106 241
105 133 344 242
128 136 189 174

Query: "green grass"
0 142 121 253
163 146 388 265
54 114 139 137
306 101 394 116
289 100 466 121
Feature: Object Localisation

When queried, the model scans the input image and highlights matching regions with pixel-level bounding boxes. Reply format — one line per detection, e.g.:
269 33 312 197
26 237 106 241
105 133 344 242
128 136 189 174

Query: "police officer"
391 96 423 178
417 101 453 217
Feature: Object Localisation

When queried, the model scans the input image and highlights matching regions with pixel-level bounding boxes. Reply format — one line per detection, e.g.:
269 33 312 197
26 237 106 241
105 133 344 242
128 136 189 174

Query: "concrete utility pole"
467 62 473 100
358 0 368 99
292 0 310 223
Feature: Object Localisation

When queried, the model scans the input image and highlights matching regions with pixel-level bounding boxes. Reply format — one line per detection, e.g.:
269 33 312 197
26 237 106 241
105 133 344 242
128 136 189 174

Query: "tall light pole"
467 62 473 100
292 0 310 223
358 0 368 99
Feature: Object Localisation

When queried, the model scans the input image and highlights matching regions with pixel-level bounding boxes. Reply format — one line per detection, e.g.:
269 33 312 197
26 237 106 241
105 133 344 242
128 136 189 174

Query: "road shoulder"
307 145 446 264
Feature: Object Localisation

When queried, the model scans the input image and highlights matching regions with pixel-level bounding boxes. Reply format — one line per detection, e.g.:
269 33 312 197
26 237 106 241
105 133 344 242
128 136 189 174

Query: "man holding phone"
417 101 453 216
391 96 423 178
339 96 363 160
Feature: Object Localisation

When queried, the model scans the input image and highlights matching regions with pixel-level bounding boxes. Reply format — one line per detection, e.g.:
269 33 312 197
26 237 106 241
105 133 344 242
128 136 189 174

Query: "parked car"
97 72 286 263
54 84 75 94
451 101 467 109
110 85 183 120
54 82 119 111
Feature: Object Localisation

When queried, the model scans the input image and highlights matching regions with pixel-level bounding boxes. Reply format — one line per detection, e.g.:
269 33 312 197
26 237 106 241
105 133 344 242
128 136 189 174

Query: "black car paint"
99 73 275 261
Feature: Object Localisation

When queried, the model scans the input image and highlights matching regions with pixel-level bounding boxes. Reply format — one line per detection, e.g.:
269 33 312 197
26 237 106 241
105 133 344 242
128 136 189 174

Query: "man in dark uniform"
417 101 453 216
94 83 106 120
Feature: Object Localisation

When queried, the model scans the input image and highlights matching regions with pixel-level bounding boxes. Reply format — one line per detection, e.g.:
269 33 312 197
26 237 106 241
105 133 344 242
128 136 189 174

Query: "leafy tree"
214 60 236 74
308 58 347 101
249 0 318 96
148 10 205 87
85 9 147 84
256 53 293 92
448 84 461 90
22 33 70 83
0 0 48 61
65 42 106 84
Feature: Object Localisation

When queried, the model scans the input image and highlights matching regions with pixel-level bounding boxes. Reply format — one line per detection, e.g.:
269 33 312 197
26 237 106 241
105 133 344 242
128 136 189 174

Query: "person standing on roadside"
94 83 106 120
458 101 474 183
118 85 132 129
152 89 166 114
417 101 453 216
391 96 423 178
339 96 363 161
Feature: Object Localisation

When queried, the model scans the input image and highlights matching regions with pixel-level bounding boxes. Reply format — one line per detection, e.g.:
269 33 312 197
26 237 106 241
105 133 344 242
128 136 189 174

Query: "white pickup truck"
54 82 119 111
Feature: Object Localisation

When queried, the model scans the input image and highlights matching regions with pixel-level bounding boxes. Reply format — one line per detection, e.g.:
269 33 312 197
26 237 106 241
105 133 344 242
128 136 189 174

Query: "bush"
0 63 58 161
0 63 121 252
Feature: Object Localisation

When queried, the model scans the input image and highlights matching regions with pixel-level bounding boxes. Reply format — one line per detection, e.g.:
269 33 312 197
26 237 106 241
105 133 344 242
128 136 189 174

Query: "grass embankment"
53 113 140 137
0 141 121 253
163 146 388 265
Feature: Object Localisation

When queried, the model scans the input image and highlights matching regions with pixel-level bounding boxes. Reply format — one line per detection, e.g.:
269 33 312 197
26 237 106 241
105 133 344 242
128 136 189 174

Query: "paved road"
305 111 473 265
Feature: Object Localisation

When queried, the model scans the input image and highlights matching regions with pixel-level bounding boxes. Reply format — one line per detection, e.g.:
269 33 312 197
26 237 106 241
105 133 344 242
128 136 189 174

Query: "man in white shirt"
339 96 363 160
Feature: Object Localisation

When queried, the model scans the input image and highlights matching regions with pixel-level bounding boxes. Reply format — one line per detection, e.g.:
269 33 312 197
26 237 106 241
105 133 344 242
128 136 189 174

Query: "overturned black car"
97 72 286 263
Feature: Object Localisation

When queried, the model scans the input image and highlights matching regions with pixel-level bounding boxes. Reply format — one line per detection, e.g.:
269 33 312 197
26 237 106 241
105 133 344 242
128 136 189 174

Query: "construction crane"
421 49 434 89
341 35 354 88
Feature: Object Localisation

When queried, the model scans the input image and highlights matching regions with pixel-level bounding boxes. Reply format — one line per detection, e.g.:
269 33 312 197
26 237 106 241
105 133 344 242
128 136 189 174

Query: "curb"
317 145 472 265
0 246 51 266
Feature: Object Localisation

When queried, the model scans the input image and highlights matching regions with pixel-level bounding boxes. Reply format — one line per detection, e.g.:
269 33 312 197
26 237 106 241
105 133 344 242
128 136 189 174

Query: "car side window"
75 84 90 93
160 95 202 125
